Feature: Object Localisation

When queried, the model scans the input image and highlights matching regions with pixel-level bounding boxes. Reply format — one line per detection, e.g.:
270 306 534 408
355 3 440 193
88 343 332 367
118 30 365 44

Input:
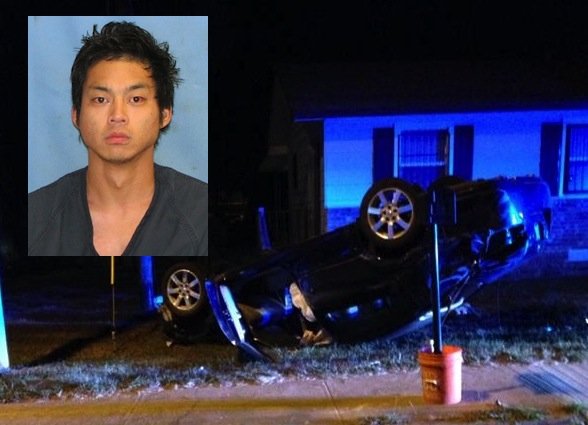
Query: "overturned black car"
159 176 552 360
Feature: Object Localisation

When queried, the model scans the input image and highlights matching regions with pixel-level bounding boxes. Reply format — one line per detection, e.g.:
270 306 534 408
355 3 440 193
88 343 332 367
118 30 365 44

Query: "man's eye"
93 97 107 104
130 96 145 104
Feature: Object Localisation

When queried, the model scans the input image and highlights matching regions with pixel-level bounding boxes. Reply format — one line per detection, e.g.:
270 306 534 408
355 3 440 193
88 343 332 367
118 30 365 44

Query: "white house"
323 110 587 228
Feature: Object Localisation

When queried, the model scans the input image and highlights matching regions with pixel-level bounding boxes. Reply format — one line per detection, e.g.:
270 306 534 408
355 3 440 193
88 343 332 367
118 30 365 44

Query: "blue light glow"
346 305 359 317
324 118 380 208
373 298 385 309
141 256 155 312
284 287 293 315
257 308 273 326
0 269 9 368
507 203 524 226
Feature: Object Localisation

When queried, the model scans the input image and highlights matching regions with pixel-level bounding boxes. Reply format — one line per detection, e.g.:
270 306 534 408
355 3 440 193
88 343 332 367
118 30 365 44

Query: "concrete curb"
0 361 585 424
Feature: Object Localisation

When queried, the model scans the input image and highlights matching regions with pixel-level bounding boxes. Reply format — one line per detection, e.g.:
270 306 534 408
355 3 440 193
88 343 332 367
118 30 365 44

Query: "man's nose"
108 98 128 124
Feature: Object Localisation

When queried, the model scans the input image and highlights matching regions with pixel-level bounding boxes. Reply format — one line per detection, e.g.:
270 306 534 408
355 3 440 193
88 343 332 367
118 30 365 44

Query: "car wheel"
359 178 426 251
161 262 207 318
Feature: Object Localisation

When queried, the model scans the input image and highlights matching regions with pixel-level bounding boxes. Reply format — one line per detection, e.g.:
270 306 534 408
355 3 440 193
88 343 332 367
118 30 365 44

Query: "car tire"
161 262 207 318
359 178 426 251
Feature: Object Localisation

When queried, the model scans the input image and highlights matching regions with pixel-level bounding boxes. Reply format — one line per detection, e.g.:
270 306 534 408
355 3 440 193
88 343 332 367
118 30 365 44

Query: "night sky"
209 1 588 202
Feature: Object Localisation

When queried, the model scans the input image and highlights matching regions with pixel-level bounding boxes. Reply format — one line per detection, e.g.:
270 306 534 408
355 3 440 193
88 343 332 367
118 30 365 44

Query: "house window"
565 125 588 194
398 130 449 188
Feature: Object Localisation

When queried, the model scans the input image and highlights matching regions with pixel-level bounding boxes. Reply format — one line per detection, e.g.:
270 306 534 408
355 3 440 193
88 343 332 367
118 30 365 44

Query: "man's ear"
160 107 172 129
71 107 79 129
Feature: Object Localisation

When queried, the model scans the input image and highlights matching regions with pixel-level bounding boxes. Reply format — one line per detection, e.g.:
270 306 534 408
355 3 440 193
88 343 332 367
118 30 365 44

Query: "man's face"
72 58 172 165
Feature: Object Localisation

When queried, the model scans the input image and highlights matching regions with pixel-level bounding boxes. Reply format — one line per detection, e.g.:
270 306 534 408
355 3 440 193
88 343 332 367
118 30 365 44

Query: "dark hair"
70 21 181 132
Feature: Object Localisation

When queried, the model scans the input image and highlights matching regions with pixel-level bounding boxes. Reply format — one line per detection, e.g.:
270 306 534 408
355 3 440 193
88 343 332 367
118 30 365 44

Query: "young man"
28 21 208 256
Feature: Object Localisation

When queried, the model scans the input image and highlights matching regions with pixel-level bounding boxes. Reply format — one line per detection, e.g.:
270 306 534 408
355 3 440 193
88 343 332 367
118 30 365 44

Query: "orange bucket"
418 345 462 404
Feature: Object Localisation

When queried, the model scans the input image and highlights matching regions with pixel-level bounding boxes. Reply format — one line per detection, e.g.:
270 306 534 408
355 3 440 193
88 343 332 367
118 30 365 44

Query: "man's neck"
86 157 156 208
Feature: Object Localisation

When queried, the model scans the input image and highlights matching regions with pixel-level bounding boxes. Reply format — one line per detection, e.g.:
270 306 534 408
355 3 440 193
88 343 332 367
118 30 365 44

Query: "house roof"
276 61 588 120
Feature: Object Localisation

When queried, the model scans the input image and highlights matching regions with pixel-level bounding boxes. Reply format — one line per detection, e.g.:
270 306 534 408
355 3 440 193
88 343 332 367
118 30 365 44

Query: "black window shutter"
453 125 474 180
372 127 395 182
540 123 562 196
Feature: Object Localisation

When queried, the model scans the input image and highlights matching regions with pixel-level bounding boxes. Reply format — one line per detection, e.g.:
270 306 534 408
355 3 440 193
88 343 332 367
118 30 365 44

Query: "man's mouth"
105 132 130 144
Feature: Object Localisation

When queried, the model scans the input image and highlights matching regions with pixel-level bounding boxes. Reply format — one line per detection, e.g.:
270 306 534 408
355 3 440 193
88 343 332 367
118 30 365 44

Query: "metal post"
431 219 443 354
111 256 116 342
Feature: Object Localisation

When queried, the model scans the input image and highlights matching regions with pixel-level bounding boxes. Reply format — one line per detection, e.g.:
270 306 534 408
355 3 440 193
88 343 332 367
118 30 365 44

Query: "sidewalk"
0 361 586 424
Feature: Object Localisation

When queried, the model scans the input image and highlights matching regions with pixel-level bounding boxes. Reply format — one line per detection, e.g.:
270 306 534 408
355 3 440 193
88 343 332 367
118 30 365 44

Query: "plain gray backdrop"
28 16 208 193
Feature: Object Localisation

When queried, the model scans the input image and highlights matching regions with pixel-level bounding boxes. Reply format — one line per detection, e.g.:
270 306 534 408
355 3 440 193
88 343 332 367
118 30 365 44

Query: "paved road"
0 361 586 424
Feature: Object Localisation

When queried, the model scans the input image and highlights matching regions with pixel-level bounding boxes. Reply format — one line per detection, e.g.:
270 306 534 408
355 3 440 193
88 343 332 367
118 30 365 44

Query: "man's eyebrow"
127 83 150 91
87 84 151 93
88 85 110 92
